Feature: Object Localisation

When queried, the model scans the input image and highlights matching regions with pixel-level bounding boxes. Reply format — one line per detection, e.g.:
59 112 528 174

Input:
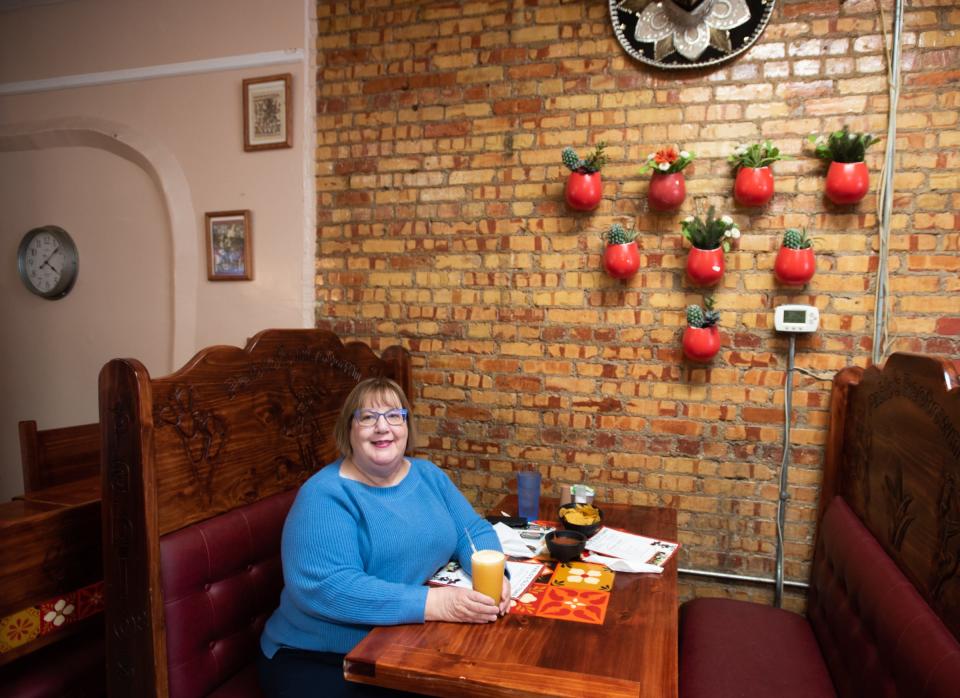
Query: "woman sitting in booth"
259 376 510 697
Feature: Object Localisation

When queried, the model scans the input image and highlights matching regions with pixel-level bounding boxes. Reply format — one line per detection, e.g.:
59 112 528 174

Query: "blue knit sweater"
260 457 502 657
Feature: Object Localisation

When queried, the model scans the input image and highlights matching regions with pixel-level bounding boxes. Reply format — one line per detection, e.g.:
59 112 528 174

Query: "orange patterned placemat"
508 560 614 625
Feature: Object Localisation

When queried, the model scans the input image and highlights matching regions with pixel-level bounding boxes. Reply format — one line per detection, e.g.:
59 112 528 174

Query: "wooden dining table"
344 495 679 697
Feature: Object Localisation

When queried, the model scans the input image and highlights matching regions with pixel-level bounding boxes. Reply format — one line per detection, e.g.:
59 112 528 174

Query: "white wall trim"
0 49 305 96
301 0 318 329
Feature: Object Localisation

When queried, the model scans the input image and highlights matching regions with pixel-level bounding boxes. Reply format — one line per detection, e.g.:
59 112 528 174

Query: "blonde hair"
333 376 415 457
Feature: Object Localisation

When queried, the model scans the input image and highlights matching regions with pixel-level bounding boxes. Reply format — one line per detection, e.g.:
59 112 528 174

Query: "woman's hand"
425 587 500 623
498 575 511 616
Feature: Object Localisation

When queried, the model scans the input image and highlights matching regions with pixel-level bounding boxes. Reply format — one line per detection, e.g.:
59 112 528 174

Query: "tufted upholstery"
680 497 960 698
807 497 960 698
159 489 297 698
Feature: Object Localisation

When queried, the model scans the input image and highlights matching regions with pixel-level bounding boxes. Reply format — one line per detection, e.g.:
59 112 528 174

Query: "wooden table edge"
345 644 644 698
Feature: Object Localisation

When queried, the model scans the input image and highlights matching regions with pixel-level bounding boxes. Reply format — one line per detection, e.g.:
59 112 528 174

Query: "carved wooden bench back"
821 352 960 641
99 330 411 697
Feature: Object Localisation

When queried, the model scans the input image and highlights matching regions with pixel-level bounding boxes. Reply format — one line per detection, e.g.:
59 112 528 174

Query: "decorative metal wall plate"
610 0 776 70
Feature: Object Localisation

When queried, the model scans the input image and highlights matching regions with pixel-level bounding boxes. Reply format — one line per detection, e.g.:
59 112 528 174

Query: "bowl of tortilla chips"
558 502 603 538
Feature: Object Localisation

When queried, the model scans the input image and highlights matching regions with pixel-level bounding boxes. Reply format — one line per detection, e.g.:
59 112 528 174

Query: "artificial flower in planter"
774 228 816 286
683 296 721 362
681 206 739 286
601 223 640 280
561 142 607 211
639 146 695 212
728 140 790 207
809 126 881 205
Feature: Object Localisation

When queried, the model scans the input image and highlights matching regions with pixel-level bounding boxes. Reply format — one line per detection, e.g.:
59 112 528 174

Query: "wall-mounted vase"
825 161 869 205
565 172 602 211
686 247 724 286
648 172 686 212
734 166 774 207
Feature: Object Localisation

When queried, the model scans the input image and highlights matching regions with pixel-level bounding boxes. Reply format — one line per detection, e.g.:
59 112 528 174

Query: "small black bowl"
559 504 604 538
545 530 586 563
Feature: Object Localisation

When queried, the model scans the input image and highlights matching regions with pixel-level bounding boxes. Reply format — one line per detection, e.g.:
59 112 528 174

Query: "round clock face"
17 225 79 299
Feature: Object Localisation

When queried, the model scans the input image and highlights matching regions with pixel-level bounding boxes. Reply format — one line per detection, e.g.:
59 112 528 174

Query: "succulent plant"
686 296 719 328
728 140 791 170
562 142 607 174
561 147 581 171
782 228 813 250
809 125 881 163
681 207 740 252
603 223 638 246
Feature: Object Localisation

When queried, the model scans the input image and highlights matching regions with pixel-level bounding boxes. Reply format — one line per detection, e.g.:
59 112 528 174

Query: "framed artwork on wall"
205 210 253 281
242 73 292 151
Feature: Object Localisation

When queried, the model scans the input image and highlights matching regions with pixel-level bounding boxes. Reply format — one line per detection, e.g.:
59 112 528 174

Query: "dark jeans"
258 646 418 698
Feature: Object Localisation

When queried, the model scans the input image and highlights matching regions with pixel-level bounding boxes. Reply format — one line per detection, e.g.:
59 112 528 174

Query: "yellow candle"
471 549 505 603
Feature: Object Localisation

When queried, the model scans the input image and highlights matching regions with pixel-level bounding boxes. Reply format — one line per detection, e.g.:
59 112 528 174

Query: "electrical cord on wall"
774 334 796 608
871 0 904 365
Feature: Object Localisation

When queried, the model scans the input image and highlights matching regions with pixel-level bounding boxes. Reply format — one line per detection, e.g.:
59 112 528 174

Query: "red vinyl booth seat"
159 489 297 698
679 497 960 698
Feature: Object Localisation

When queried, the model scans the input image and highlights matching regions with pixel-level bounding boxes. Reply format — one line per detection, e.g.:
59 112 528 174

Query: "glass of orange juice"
471 549 505 604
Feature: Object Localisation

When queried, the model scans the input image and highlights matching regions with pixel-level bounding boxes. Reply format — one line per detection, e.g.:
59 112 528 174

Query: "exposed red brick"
334 191 371 206
493 97 543 115
423 121 470 138
314 0 960 607
936 318 960 335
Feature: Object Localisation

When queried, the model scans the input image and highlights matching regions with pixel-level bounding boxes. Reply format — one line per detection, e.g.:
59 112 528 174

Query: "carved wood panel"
827 354 960 640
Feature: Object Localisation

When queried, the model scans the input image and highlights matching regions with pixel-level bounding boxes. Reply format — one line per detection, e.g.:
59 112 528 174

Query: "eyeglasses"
353 408 408 428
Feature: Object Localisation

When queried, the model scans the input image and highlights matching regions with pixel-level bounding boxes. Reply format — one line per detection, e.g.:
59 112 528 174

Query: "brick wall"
314 0 960 606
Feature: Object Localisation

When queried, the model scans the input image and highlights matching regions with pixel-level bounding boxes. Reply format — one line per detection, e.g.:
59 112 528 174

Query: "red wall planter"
774 247 816 286
825 161 869 205
734 166 774 207
603 242 640 280
648 172 686 212
686 247 724 286
682 326 721 362
565 172 602 211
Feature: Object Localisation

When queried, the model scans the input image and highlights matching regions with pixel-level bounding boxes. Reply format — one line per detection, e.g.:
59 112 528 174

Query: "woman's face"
349 390 408 476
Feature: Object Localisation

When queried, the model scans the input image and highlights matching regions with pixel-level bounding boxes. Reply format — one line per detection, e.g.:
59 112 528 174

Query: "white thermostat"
774 304 819 333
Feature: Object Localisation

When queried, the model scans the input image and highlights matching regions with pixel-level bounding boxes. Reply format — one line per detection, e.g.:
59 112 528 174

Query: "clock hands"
38 244 61 274
39 244 61 267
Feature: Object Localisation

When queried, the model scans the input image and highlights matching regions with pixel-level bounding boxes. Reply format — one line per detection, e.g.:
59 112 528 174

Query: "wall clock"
17 225 79 300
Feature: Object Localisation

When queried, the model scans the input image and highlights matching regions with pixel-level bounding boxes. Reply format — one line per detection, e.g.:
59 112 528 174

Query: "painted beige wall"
0 146 171 455
0 0 312 499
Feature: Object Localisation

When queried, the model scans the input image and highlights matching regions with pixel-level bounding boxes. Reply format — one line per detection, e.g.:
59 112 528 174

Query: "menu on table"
583 527 679 573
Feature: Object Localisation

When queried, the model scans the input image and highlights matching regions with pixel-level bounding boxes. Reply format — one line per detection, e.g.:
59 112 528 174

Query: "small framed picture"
242 73 292 151
205 210 253 281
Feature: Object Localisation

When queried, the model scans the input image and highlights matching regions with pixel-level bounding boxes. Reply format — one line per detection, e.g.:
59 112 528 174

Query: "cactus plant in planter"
774 227 816 286
683 296 721 362
562 142 607 211
602 223 640 280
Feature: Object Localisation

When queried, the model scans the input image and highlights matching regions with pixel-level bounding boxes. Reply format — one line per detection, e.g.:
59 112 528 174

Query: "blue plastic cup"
517 471 541 521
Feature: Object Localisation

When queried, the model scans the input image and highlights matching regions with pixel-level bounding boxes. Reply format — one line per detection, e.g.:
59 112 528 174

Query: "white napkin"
582 551 664 574
492 522 542 558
